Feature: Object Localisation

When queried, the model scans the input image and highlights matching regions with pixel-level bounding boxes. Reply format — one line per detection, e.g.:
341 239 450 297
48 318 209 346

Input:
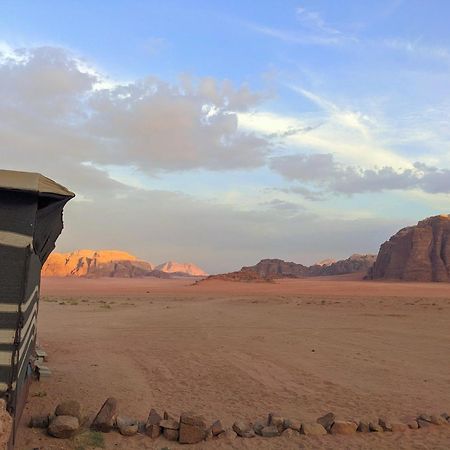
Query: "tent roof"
0 169 74 198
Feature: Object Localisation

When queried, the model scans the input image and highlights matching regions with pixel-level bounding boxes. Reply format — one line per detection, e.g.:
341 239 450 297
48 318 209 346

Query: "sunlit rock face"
369 215 450 282
155 261 208 276
42 250 154 277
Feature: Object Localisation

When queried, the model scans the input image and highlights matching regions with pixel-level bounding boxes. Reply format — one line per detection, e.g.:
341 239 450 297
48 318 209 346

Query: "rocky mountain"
368 214 450 282
205 254 376 282
42 250 207 278
156 261 208 276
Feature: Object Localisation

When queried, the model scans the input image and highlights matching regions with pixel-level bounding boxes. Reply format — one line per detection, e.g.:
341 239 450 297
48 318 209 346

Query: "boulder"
281 428 298 437
253 419 265 436
357 421 370 432
48 415 79 438
369 422 383 432
211 419 225 437
0 400 12 450
163 428 179 441
29 415 50 428
116 416 138 436
378 417 393 432
330 420 357 435
430 415 447 425
285 418 302 431
232 421 255 438
179 413 207 444
145 424 161 439
261 425 280 437
146 408 162 425
301 422 327 436
317 412 335 431
368 215 450 281
91 397 117 432
55 400 81 421
217 429 237 440
417 419 432 429
268 413 285 433
408 420 419 430
391 422 408 432
164 411 176 420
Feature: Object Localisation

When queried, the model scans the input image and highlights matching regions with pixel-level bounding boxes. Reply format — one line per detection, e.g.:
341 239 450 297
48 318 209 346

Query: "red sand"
17 277 450 449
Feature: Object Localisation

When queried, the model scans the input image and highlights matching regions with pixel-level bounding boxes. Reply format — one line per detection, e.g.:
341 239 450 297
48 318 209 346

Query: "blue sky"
1 1 449 271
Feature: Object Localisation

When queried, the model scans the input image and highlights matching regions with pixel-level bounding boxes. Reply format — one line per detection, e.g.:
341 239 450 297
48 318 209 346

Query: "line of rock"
29 398 450 444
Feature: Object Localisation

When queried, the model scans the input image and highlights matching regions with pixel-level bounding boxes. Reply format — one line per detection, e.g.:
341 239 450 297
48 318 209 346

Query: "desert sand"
17 276 450 449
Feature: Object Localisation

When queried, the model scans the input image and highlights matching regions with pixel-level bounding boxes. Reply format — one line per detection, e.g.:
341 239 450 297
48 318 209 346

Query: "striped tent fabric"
0 170 74 444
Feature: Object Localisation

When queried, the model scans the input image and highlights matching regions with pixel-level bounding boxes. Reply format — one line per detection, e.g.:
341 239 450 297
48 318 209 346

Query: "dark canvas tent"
0 169 74 443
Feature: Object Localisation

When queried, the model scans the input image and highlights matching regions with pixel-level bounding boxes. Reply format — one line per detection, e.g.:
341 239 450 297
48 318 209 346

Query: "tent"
0 169 74 444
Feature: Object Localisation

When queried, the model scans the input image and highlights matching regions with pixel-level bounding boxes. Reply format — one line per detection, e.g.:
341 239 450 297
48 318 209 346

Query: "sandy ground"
16 276 450 450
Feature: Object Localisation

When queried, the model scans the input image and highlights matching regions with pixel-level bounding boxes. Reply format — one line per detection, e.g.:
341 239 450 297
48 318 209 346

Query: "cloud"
383 38 450 63
0 45 270 182
271 153 450 195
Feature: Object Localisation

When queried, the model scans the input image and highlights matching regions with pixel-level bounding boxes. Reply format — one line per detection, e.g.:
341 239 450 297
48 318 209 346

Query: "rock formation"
42 250 207 278
368 214 450 282
204 254 376 282
156 261 208 276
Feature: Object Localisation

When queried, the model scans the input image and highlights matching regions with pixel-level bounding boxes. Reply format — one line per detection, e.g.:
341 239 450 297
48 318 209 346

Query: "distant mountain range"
42 250 208 278
203 254 376 282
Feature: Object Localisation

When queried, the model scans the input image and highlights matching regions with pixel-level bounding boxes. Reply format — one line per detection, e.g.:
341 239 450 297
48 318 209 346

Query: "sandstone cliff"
42 250 207 278
205 254 375 282
156 261 208 276
368 214 450 282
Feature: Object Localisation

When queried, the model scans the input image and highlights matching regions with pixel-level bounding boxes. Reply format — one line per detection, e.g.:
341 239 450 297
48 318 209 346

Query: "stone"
407 420 419 430
253 419 266 436
261 425 280 437
282 428 298 437
301 422 327 436
232 421 255 438
417 419 432 429
391 422 408 432
418 413 432 422
91 397 117 432
116 415 138 436
211 419 225 436
55 400 81 421
0 400 12 450
330 420 357 435
163 428 179 441
29 415 50 428
178 413 207 444
369 422 383 432
378 417 393 432
317 412 335 431
285 418 302 431
48 415 79 438
368 215 450 282
204 428 213 440
146 408 162 426
441 412 449 421
160 419 179 430
145 423 161 439
357 421 370 432
430 415 447 425
164 411 175 420
217 429 237 440
180 412 206 427
179 422 207 444
268 413 285 433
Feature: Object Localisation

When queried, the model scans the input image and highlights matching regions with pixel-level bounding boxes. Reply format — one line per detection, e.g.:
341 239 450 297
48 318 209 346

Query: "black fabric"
0 191 37 236
34 194 71 264
0 245 29 304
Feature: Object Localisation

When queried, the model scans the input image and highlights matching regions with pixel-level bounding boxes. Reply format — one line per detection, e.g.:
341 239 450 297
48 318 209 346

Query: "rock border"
29 399 450 445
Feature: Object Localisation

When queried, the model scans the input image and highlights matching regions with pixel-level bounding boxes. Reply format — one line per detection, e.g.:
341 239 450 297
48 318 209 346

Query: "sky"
1 0 449 273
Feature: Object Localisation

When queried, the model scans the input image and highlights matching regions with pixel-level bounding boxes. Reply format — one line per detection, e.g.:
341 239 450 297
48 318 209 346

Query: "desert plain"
17 275 450 450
